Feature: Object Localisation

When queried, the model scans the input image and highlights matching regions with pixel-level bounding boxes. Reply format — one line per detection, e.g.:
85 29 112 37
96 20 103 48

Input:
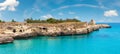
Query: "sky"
0 0 120 23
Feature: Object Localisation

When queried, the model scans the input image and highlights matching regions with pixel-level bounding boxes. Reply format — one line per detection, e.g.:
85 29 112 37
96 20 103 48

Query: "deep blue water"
0 23 120 54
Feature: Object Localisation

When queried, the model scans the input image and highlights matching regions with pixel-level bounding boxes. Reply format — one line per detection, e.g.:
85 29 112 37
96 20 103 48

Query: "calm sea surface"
0 23 120 54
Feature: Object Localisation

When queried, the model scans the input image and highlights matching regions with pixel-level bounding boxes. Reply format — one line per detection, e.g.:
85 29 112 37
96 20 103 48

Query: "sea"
0 23 120 54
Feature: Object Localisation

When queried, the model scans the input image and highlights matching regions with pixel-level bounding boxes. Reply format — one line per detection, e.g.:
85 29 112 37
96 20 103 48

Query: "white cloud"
32 5 41 12
68 11 75 14
23 10 34 19
23 5 42 19
73 4 98 8
0 0 19 11
41 14 54 19
52 4 107 11
58 12 63 15
97 0 107 9
104 10 118 17
74 16 79 19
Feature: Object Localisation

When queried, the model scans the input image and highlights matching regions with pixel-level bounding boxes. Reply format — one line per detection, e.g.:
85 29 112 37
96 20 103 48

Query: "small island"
0 18 111 44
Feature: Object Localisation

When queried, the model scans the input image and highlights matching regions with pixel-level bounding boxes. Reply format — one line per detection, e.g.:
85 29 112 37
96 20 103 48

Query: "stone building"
88 19 96 25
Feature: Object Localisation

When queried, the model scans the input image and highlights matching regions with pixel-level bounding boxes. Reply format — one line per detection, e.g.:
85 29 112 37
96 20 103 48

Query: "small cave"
13 29 16 33
60 32 65 35
42 27 48 32
42 27 47 30
19 30 22 32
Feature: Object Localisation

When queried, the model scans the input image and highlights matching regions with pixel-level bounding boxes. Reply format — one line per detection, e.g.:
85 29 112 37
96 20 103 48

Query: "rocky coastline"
0 20 111 44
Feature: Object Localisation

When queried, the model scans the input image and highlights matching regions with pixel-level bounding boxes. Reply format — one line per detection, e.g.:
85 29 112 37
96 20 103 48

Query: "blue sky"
0 0 120 22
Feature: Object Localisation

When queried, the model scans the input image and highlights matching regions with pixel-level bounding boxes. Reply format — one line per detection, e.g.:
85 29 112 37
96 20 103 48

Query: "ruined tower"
89 19 96 25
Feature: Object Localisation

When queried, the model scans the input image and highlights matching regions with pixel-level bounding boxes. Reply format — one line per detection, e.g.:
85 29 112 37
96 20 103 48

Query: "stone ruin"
88 19 96 25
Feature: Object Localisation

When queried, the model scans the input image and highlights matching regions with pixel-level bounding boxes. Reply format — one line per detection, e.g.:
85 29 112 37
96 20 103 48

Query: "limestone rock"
0 36 14 44
0 22 111 44
89 19 96 25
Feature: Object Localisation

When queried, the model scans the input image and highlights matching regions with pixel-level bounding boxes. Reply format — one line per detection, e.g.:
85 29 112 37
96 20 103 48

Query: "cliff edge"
0 20 111 44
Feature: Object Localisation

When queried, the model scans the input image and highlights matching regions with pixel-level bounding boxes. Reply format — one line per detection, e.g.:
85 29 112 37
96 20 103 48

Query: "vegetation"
0 19 16 23
24 18 81 23
0 19 5 23
11 19 16 22
0 18 81 23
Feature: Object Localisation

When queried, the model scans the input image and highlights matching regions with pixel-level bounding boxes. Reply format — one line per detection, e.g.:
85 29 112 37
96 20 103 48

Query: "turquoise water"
0 23 120 54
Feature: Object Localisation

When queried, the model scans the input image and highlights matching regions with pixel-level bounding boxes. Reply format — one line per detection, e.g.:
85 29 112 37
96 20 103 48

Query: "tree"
65 18 80 22
11 19 16 22
25 18 34 23
0 19 5 23
24 18 81 23
0 20 2 22
46 18 57 23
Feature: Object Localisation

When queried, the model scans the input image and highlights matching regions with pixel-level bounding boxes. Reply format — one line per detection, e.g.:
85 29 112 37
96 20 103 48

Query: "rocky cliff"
0 21 111 44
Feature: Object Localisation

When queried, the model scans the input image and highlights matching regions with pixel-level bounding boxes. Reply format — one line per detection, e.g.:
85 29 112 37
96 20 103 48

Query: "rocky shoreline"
0 21 111 44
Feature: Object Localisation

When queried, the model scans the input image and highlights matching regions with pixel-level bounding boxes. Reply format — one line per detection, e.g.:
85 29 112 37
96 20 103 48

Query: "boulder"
0 36 14 44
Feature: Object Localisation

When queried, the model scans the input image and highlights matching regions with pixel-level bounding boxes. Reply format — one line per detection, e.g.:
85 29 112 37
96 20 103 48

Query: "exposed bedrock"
0 21 111 44
0 36 14 44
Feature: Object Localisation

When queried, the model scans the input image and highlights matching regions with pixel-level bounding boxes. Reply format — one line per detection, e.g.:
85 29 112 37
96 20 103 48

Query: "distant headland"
0 18 111 44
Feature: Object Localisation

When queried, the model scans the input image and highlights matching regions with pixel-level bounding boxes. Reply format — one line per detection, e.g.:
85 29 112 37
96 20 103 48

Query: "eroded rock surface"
0 36 14 44
0 22 111 44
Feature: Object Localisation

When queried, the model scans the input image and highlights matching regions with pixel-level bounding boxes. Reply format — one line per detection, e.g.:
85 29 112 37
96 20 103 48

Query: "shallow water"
0 23 120 54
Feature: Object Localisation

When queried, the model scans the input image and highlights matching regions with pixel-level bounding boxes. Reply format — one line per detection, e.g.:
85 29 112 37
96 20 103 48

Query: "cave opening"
13 29 16 33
